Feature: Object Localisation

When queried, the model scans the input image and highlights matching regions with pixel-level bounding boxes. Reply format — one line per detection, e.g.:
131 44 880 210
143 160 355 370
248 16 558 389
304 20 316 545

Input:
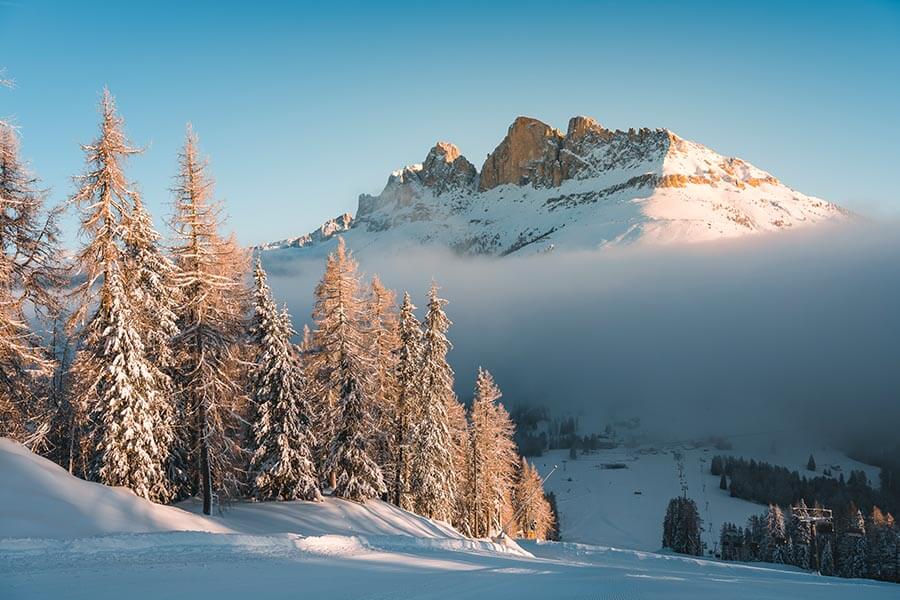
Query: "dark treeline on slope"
0 90 554 541
718 501 899 584
711 455 900 516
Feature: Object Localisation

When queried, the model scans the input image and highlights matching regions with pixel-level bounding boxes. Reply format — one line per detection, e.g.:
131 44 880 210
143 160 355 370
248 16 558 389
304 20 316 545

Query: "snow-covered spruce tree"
247 259 320 501
464 368 517 538
84 261 174 501
67 91 172 501
390 291 422 509
839 508 868 578
513 457 555 540
820 539 835 576
170 126 248 514
764 504 789 563
122 194 185 491
789 500 811 570
409 282 459 522
325 352 385 501
662 496 702 555
865 506 890 580
0 121 62 444
364 276 399 500
310 237 384 500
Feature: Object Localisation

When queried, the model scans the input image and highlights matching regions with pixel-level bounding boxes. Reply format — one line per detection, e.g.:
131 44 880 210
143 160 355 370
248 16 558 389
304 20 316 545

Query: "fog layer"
263 223 900 443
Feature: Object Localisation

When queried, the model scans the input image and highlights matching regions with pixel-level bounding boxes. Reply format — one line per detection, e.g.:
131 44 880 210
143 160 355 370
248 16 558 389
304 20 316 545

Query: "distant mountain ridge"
258 115 848 256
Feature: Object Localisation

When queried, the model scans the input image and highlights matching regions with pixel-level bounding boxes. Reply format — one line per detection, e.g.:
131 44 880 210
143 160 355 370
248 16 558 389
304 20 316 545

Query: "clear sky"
1 0 899 247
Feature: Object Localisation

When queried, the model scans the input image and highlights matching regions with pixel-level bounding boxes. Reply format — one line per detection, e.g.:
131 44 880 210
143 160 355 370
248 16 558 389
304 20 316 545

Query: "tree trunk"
199 401 212 515
393 411 405 506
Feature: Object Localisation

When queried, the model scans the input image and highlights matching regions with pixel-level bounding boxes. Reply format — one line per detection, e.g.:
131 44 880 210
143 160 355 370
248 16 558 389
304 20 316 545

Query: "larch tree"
364 276 399 500
447 395 471 530
390 291 422 509
170 125 248 514
0 119 62 445
248 259 320 501
409 282 459 522
513 458 555 540
310 237 384 500
465 368 517 538
67 90 172 501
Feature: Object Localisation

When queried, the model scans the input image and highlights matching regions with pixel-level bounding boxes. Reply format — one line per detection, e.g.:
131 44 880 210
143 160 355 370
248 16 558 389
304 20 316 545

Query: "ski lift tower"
791 505 833 573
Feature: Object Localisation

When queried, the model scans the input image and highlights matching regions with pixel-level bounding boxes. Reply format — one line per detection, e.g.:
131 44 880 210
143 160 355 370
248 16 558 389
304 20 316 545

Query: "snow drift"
0 438 228 539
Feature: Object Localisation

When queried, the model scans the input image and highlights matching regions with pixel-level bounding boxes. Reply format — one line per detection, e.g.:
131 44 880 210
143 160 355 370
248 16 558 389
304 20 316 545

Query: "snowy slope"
536 438 882 552
260 115 848 258
0 438 229 538
2 438 896 598
0 438 462 542
4 527 898 599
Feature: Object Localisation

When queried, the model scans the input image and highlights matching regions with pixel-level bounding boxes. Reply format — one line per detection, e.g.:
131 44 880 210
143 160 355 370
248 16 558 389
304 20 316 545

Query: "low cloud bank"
263 222 900 445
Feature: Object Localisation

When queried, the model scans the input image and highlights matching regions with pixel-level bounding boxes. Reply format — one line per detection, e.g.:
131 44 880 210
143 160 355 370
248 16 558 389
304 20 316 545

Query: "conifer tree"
0 121 61 443
310 238 383 500
513 457 554 540
865 506 888 580
409 282 458 522
390 291 422 508
820 539 835 576
839 508 868 578
248 260 320 501
84 261 174 501
765 504 788 563
364 276 399 498
447 391 471 530
789 501 811 570
68 91 172 501
123 195 183 490
465 368 517 537
662 496 702 555
325 355 386 501
170 126 248 514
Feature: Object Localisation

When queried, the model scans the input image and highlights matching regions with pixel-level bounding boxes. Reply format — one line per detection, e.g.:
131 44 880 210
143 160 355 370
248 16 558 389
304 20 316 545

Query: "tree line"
0 89 554 541
719 501 899 584
711 454 899 517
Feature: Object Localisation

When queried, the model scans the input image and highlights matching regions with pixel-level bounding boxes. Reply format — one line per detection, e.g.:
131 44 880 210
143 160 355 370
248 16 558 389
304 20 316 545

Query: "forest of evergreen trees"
0 90 554 541
709 455 899 583
719 501 899 584
711 455 899 516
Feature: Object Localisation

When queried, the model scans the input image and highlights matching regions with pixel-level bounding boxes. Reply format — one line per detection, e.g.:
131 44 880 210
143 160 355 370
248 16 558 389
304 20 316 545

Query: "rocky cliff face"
261 115 848 257
479 117 565 190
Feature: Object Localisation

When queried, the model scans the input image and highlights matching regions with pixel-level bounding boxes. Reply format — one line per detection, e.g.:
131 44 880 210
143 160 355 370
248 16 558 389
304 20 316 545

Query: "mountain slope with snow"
2 438 896 598
260 116 847 257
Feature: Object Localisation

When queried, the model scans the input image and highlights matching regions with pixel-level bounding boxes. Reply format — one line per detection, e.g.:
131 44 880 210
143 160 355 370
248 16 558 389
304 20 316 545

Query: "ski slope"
2 439 896 599
536 438 882 553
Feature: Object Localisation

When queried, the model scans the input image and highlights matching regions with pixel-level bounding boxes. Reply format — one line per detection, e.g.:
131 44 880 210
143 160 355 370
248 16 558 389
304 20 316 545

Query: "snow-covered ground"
536 437 882 552
2 438 895 599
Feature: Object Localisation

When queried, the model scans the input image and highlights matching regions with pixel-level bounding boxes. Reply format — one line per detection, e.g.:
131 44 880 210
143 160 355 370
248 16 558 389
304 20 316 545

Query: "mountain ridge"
258 115 848 256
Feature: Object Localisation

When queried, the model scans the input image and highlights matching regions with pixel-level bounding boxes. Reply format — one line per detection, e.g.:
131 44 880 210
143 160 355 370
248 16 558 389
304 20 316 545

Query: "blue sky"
1 0 899 246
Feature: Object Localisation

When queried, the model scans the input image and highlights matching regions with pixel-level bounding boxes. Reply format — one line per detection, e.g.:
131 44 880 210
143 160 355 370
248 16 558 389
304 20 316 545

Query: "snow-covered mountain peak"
260 115 849 256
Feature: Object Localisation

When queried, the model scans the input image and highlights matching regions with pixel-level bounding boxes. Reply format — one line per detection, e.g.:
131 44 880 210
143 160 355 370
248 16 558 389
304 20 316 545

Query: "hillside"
259 116 847 257
534 439 882 552
3 438 897 598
